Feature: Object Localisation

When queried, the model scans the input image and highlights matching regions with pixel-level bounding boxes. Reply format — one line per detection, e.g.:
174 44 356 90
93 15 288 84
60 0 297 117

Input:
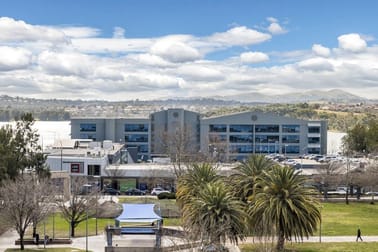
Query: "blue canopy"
115 204 162 223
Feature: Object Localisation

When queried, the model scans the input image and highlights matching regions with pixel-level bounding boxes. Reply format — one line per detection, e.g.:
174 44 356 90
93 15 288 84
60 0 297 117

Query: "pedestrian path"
1 229 378 252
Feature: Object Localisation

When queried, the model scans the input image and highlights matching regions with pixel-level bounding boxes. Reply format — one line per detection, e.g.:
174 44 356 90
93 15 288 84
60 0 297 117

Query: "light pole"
86 205 88 252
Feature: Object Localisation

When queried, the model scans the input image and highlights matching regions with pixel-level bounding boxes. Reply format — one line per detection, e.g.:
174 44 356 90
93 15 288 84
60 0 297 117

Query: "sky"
0 0 378 101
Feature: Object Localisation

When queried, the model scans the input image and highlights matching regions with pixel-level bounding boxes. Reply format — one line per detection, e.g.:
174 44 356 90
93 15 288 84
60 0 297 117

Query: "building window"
71 163 84 173
209 124 227 132
88 165 101 176
282 125 300 133
255 135 280 143
80 123 96 132
255 125 279 133
230 125 253 133
125 134 148 142
229 135 253 143
282 145 300 154
308 137 320 144
308 126 320 133
209 134 227 143
230 145 254 153
282 135 300 143
124 124 149 132
80 133 96 141
308 147 320 154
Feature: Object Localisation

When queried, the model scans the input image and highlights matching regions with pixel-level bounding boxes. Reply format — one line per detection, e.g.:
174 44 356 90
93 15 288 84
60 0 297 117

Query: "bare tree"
56 176 99 237
0 175 55 250
157 125 212 178
315 161 343 199
360 159 378 203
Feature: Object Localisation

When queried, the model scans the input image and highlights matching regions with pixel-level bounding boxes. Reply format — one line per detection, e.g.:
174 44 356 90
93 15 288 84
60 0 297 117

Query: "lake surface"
0 121 70 148
0 121 345 154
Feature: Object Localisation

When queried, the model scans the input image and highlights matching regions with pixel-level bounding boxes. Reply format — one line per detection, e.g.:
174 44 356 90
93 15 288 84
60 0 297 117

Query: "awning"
115 204 162 223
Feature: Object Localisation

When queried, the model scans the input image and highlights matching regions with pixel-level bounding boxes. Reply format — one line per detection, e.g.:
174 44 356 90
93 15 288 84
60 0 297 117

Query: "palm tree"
248 165 321 251
176 163 219 206
181 181 248 249
230 154 275 202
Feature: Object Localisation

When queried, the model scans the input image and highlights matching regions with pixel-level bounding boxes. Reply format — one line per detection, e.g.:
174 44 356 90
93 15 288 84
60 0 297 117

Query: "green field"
240 242 378 252
321 202 378 236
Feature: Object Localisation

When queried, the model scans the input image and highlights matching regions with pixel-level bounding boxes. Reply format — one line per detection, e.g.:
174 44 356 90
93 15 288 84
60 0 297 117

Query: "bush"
157 192 176 199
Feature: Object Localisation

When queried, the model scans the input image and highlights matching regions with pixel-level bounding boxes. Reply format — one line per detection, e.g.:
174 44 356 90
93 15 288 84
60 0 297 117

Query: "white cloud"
240 51 269 64
267 22 286 35
72 38 154 53
0 17 376 100
208 26 271 46
150 36 201 63
297 58 334 72
176 64 225 82
113 27 125 38
312 44 331 57
37 51 93 77
0 46 32 70
267 17 278 23
127 53 173 68
0 17 69 43
338 33 367 53
58 27 100 38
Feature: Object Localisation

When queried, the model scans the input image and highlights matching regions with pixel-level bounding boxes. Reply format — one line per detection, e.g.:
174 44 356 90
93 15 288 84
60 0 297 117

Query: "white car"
151 187 170 195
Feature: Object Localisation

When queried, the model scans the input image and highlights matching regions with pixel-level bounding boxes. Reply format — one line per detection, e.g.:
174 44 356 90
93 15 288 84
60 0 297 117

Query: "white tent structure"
115 204 162 234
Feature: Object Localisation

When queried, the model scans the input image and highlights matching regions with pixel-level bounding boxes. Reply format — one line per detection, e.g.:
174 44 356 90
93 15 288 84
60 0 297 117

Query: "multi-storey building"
71 108 327 161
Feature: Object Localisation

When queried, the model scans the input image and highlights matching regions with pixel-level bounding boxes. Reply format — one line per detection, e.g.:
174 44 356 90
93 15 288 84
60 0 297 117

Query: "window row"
80 123 96 132
125 134 148 142
209 124 301 133
210 134 300 144
124 124 149 132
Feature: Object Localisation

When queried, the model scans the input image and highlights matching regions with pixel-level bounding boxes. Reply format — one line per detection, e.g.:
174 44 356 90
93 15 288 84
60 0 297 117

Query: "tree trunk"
71 221 75 237
276 231 285 251
19 231 25 250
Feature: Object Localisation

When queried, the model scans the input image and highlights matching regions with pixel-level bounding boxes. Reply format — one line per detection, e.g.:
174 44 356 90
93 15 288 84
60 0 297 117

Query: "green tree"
343 123 368 154
176 163 219 206
248 165 321 251
182 182 248 249
230 154 274 202
0 113 50 182
366 119 378 154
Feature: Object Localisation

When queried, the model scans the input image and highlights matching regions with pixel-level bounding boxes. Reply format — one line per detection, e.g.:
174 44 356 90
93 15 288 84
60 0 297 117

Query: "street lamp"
86 205 88 252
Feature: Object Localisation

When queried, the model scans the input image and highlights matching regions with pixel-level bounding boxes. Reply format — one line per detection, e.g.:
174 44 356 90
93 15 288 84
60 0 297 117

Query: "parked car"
365 191 378 196
102 187 120 195
151 187 170 195
123 188 146 196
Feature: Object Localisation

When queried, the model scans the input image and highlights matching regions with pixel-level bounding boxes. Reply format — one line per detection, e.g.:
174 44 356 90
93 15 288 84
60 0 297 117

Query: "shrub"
158 192 176 199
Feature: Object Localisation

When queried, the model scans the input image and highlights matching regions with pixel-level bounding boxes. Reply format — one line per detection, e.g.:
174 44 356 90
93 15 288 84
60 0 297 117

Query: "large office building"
71 108 327 161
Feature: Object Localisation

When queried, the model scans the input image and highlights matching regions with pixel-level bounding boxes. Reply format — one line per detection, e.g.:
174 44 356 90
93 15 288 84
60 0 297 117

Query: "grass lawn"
321 202 378 236
240 242 378 252
29 197 180 238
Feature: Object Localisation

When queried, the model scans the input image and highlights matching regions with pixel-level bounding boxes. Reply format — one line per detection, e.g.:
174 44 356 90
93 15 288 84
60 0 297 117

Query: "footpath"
1 229 378 252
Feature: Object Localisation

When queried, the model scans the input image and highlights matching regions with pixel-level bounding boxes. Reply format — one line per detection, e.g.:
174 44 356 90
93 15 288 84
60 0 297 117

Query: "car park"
151 187 170 195
102 187 120 195
123 188 146 195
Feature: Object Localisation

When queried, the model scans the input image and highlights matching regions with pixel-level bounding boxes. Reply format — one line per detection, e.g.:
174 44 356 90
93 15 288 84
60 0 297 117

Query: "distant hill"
216 89 369 103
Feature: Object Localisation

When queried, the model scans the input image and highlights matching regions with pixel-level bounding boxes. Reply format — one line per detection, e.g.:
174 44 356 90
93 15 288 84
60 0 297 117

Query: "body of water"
0 121 70 148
